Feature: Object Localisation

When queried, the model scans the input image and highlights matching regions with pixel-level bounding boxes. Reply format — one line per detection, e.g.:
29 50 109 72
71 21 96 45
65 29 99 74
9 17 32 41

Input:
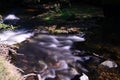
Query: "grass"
0 56 22 80
0 23 15 31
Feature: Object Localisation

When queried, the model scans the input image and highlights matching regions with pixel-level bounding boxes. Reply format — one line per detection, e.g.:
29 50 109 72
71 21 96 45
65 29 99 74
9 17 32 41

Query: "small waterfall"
0 30 34 45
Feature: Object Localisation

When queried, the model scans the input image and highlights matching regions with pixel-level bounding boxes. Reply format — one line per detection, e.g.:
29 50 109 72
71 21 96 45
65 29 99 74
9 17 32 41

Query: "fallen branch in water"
20 73 42 80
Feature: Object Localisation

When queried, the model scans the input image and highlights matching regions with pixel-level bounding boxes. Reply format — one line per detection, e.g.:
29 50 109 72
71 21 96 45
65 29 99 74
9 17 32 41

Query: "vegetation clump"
0 23 15 31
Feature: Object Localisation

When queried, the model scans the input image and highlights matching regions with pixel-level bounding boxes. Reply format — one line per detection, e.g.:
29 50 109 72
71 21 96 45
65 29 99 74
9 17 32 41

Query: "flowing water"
4 30 104 80
0 14 101 80
15 33 89 80
1 9 119 80
0 29 92 80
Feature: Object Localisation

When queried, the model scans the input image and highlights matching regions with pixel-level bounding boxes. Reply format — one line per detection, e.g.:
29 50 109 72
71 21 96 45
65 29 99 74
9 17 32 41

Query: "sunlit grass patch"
0 56 21 80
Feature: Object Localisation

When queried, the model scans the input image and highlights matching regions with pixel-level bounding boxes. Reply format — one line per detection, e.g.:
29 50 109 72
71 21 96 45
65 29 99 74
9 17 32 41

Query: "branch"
20 73 42 80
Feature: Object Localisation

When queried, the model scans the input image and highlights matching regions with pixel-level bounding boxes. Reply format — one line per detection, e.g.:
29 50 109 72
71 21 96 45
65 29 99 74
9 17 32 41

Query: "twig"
16 67 24 73
20 73 36 80
20 73 42 80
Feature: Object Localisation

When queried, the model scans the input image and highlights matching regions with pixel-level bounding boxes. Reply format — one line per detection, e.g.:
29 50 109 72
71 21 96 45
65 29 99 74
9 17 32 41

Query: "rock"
4 14 20 20
79 73 89 80
3 14 20 25
100 60 118 68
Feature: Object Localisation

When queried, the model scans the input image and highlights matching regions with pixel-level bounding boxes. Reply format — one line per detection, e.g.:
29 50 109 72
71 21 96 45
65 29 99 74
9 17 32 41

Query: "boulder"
100 60 118 68
79 73 89 80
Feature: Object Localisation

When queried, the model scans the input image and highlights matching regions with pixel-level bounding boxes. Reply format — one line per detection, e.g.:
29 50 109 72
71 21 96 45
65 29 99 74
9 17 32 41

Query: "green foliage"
0 23 15 30
54 3 61 13
38 5 103 24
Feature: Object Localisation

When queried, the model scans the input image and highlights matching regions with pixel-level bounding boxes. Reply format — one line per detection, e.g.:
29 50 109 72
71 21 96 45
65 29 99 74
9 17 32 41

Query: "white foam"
48 44 57 48
49 36 59 44
36 35 59 44
61 46 71 50
4 14 20 20
0 30 34 45
60 40 73 46
67 35 85 42
0 31 19 41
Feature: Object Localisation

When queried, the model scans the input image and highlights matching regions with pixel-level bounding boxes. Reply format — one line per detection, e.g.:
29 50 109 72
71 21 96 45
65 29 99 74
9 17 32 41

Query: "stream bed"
0 8 120 80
